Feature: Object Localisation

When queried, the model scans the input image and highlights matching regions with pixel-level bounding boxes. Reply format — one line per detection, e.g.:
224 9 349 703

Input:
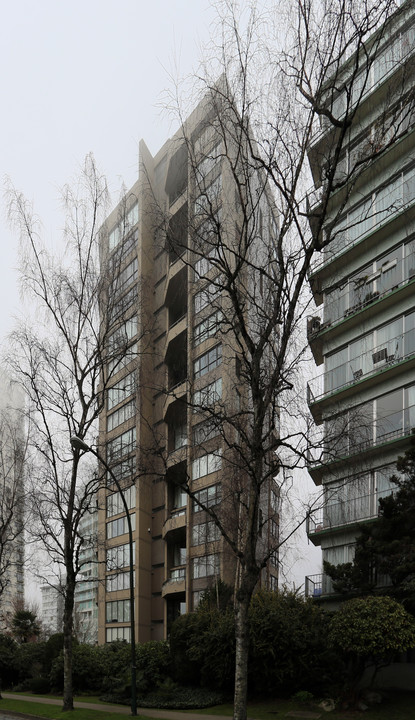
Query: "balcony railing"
311 166 415 274
309 252 415 330
307 328 415 405
307 401 415 467
307 489 392 535
305 573 334 598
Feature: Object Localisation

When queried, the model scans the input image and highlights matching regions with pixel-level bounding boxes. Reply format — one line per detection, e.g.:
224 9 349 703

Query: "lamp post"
70 436 137 716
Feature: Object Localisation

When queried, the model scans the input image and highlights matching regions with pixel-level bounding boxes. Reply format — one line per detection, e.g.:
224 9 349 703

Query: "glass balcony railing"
307 328 415 404
309 252 415 331
311 165 415 274
307 400 415 467
307 489 392 535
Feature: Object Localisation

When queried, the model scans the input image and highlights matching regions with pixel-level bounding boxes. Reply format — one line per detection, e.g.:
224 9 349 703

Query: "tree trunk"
233 571 257 720
63 578 74 711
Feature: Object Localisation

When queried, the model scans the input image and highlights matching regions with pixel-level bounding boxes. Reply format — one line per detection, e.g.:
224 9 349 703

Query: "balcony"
162 508 186 540
309 250 415 325
307 401 415 483
308 30 415 180
307 490 391 545
307 328 415 422
162 567 186 597
310 165 415 277
305 573 335 599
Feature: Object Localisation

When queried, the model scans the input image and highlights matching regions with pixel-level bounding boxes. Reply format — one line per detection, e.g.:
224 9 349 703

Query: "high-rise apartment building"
305 2 415 598
97 94 279 643
74 506 98 644
41 582 64 636
0 374 24 630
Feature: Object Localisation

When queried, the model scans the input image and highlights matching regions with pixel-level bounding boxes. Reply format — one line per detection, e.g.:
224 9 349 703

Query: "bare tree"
159 1 415 718
5 155 148 711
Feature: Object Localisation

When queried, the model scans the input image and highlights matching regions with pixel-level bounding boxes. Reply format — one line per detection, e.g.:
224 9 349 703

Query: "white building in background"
74 505 98 644
41 582 64 635
305 2 415 598
0 374 25 631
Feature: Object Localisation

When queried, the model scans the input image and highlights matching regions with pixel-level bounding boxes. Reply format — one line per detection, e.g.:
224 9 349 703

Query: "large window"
107 399 136 432
106 542 135 571
107 513 136 540
106 485 136 518
193 419 219 445
192 483 221 511
107 371 136 410
107 456 136 486
106 626 131 643
194 311 222 346
106 570 135 592
106 599 131 623
192 553 219 578
107 427 136 463
111 258 138 298
192 520 220 546
193 377 222 411
192 452 222 480
109 203 139 251
194 345 222 379
194 283 220 315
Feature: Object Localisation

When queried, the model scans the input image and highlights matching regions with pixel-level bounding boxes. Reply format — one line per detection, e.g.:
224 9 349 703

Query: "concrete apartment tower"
305 2 415 598
97 93 279 643
0 374 25 630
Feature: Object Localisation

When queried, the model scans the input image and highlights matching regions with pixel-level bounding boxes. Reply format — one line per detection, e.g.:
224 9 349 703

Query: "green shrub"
0 634 18 689
30 676 51 694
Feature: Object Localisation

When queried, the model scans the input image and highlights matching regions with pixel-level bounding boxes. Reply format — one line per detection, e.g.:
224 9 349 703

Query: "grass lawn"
0 697 135 720
182 691 415 720
2 690 415 720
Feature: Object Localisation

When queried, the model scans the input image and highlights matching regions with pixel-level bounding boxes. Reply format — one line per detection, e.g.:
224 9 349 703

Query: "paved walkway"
1 693 231 720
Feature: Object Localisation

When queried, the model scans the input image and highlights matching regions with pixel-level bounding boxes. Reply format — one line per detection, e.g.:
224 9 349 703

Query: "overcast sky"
0 0 218 343
0 0 320 594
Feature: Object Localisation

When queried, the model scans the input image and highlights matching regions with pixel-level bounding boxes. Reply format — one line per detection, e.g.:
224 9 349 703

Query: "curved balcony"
162 509 186 540
162 567 186 598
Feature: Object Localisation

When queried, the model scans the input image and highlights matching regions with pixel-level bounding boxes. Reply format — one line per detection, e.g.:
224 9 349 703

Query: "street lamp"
70 435 137 716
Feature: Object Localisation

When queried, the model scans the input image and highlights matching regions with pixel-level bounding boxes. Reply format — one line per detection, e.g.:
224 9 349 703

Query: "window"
192 483 221 511
196 142 222 180
193 419 219 445
193 378 222 411
107 399 136 432
107 427 136 463
194 175 222 216
192 451 222 480
107 342 137 376
194 311 222 346
194 283 220 315
108 317 138 351
107 513 136 540
107 372 136 410
106 599 131 623
192 521 220 546
192 553 219 578
106 542 135 571
194 345 222 379
106 570 135 592
111 258 138 298
107 456 136 486
106 626 131 643
106 485 136 518
109 202 139 251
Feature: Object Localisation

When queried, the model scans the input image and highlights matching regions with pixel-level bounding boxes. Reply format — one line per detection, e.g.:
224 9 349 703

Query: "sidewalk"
1 693 231 720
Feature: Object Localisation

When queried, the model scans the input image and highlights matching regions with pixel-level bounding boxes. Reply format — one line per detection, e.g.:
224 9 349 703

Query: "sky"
0 0 217 342
0 0 321 595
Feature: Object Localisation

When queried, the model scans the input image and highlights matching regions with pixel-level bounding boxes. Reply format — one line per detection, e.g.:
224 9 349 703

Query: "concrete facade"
97 94 279 643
